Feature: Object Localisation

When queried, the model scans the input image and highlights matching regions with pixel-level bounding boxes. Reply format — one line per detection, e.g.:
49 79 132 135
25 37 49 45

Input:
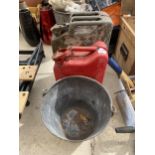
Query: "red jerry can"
53 41 109 83
40 2 55 44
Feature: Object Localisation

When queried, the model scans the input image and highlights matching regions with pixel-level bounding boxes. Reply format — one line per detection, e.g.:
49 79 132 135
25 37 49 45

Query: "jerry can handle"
69 20 105 34
71 11 100 17
69 12 110 34
71 16 102 22
53 46 97 62
69 46 97 52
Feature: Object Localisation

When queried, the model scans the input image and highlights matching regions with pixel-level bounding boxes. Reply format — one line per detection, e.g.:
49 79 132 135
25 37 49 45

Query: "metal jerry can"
53 41 108 83
40 2 55 44
51 11 113 53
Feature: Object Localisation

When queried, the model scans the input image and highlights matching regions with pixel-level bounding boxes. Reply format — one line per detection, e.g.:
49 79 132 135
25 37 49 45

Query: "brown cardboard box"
114 16 135 75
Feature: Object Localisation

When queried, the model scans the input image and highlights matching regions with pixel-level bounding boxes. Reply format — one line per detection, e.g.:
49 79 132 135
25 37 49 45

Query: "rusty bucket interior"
41 76 112 141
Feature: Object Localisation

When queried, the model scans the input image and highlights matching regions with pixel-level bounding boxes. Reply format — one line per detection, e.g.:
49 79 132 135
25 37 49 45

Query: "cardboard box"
114 16 135 75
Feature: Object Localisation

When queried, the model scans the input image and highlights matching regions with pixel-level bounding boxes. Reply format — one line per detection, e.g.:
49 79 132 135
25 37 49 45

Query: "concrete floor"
19 33 135 155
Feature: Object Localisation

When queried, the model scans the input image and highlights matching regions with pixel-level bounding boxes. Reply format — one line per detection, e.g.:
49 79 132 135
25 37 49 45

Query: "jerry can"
53 41 108 83
51 11 113 53
40 1 55 44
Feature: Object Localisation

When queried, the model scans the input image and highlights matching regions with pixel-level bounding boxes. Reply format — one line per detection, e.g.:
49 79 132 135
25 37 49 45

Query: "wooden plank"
19 65 37 81
19 91 29 114
114 28 135 75
121 16 135 45
124 16 135 31
29 5 40 23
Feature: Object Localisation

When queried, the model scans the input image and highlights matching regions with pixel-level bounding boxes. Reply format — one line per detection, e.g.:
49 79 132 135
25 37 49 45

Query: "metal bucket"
41 76 112 141
52 0 84 25
52 9 71 25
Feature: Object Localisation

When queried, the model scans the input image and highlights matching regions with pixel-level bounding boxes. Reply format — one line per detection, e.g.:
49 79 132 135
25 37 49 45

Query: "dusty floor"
19 33 135 155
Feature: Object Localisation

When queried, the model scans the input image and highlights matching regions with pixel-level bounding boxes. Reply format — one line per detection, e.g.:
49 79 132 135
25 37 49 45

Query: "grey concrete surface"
19 33 135 155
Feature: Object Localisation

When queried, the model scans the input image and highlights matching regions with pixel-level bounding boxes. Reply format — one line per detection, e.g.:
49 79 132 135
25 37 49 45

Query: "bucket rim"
52 8 71 15
41 75 112 142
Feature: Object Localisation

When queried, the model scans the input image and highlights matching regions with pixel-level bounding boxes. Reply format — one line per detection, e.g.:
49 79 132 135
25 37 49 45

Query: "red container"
53 41 109 83
40 4 55 44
